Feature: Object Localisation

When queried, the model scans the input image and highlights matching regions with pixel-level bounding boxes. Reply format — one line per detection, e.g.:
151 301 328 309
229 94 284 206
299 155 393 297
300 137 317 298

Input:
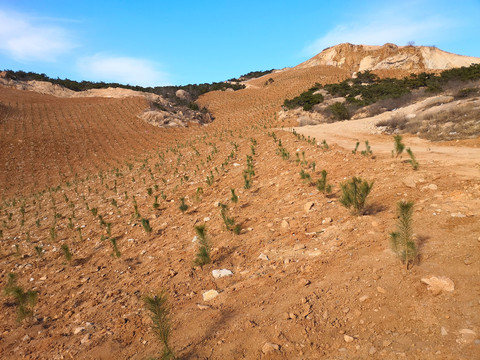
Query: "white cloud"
303 5 454 56
77 55 170 87
0 10 76 62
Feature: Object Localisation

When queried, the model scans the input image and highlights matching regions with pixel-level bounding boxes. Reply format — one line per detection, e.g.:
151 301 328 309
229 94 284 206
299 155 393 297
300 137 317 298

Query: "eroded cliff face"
295 43 480 73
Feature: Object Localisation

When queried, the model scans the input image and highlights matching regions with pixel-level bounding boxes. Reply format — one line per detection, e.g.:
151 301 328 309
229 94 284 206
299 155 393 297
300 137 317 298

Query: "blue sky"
0 0 479 86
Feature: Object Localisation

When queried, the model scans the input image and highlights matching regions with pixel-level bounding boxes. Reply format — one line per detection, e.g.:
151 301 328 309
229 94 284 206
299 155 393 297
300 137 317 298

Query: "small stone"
22 335 31 342
80 334 91 344
457 329 476 344
421 276 454 294
428 184 438 190
258 253 269 261
441 327 448 336
322 217 333 224
262 342 280 354
382 340 392 347
302 279 311 286
304 201 315 212
403 178 417 188
39 276 47 281
371 221 378 227
293 243 306 251
192 236 197 243
281 220 290 229
203 217 211 222
369 346 376 355
73 327 85 335
377 287 386 294
344 335 354 343
359 295 369 302
202 290 219 301
197 304 210 310
212 269 233 279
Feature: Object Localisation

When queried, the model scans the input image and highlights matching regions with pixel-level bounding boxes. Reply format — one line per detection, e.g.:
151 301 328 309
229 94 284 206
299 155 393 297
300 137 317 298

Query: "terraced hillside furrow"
0 88 193 199
198 66 350 129
1 125 479 359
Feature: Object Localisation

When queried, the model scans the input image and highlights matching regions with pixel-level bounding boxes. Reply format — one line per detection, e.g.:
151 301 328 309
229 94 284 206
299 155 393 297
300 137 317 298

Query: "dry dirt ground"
0 65 479 360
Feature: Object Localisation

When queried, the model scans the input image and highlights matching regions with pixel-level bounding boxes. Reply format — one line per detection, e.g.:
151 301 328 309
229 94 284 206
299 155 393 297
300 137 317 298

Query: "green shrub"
179 197 188 213
61 244 72 262
406 148 419 170
316 170 332 193
110 238 121 258
193 225 211 268
142 218 152 234
4 273 38 322
230 189 238 203
143 290 176 360
283 87 324 111
390 200 417 268
392 135 405 158
339 177 374 214
329 102 350 120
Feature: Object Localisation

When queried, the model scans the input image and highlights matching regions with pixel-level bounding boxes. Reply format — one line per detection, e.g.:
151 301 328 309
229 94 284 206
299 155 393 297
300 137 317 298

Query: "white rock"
281 220 290 229
22 335 31 342
441 327 448 336
359 295 369 302
262 342 280 354
258 253 269 261
80 334 91 344
212 269 233 279
322 217 332 224
293 243 306 251
344 334 354 343
421 276 454 294
428 184 438 190
203 217 211 222
202 290 219 301
457 329 476 344
74 326 85 335
192 236 197 243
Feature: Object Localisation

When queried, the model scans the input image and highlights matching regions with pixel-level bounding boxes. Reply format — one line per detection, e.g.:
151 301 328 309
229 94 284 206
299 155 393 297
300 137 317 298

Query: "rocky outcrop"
139 107 213 128
295 43 480 74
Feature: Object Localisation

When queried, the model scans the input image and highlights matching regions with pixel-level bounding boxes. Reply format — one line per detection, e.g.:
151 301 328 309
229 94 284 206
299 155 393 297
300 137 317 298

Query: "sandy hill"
295 42 480 73
0 44 479 359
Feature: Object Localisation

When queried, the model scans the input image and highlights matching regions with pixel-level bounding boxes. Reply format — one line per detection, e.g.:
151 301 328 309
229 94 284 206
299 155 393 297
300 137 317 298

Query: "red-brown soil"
0 49 479 359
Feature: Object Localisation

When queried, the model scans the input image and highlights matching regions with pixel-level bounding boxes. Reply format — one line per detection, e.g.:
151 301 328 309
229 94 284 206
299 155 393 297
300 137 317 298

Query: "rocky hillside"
295 43 480 74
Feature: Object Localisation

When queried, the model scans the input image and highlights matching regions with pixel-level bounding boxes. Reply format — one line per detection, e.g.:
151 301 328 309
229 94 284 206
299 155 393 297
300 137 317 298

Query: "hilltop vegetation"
228 69 274 82
283 64 480 112
1 69 245 104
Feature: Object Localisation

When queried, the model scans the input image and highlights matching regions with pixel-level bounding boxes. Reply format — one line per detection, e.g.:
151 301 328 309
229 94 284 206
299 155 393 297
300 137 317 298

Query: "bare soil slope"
0 87 187 198
0 44 479 359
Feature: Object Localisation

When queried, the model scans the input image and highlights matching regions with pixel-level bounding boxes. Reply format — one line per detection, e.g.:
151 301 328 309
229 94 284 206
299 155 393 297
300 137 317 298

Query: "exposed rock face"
139 108 212 128
295 43 480 74
175 89 192 102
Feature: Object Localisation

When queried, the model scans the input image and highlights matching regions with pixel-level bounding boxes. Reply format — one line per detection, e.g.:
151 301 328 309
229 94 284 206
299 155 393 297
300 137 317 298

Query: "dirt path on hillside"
291 116 480 179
